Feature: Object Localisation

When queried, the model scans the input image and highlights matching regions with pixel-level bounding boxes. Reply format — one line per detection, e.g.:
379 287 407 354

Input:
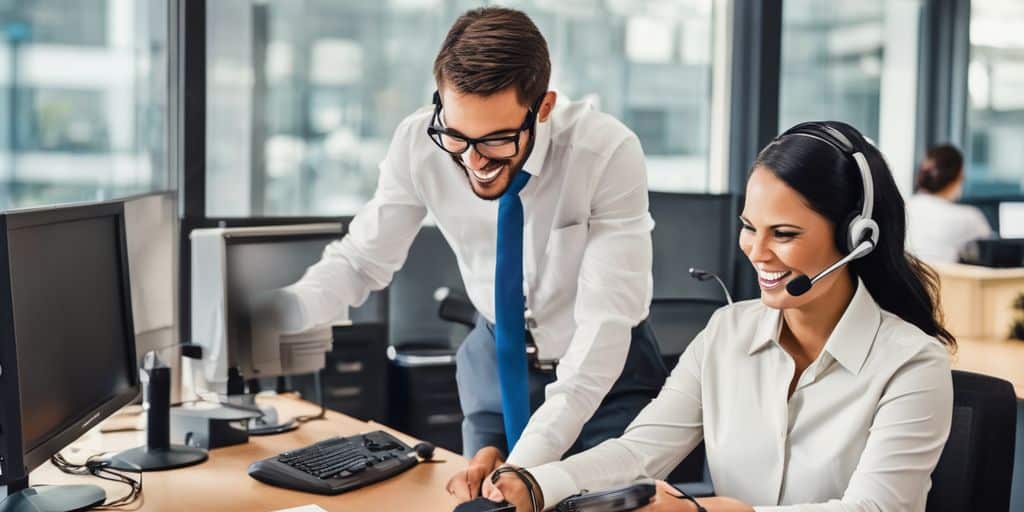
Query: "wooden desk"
31 396 466 511
932 262 1024 339
951 337 1024 399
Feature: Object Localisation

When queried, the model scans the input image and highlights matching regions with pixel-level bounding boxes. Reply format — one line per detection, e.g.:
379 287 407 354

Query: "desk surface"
931 262 1024 280
31 396 466 511
952 338 1024 398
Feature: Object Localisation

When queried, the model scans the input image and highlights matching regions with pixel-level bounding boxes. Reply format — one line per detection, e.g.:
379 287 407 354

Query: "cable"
491 466 541 512
50 452 143 510
173 373 326 426
293 370 327 424
669 483 707 512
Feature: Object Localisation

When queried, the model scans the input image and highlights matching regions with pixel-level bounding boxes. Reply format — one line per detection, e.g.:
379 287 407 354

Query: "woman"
906 144 992 263
481 121 955 511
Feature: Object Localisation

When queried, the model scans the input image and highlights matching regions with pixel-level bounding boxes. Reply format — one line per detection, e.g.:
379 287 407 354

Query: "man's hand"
446 446 505 501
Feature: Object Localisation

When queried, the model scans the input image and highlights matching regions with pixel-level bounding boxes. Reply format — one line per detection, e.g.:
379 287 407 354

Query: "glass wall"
778 1 884 139
0 0 170 210
206 0 715 218
965 0 1024 197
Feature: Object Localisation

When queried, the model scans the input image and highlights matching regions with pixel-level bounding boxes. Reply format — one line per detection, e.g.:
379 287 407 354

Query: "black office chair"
926 370 1017 512
648 297 723 497
387 226 470 453
649 298 725 370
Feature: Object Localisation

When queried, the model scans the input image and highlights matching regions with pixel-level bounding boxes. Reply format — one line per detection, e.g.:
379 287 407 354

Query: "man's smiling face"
438 86 539 200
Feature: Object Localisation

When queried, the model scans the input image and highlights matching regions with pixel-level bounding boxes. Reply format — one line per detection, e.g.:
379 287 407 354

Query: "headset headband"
786 126 874 229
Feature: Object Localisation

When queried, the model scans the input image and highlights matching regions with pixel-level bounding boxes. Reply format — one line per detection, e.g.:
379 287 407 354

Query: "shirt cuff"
528 463 579 511
506 433 557 469
279 285 350 333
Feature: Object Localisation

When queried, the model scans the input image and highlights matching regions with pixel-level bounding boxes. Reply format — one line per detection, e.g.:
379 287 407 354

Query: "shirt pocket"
535 222 589 306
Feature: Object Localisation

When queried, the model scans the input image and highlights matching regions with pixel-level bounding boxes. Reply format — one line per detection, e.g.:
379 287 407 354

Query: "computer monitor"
190 224 343 393
0 202 140 510
999 202 1024 239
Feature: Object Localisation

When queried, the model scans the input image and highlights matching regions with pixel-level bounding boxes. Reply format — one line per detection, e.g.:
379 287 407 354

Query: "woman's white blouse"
530 280 953 511
906 193 992 263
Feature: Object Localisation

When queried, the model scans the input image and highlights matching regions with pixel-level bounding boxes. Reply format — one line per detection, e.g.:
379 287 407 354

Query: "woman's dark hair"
915 144 964 193
753 121 956 348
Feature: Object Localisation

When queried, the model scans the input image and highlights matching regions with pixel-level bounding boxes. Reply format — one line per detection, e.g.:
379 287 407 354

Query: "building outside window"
779 1 885 141
965 0 1024 197
0 0 169 209
206 0 715 218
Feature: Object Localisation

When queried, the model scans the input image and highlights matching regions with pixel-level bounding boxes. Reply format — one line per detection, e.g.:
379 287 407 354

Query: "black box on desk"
170 404 258 449
961 239 1024 267
292 323 389 422
388 346 464 454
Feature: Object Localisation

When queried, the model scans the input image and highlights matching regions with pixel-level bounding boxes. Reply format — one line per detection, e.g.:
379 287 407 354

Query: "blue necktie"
495 169 532 450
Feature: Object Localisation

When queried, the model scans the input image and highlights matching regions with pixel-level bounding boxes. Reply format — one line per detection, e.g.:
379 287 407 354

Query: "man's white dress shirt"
906 193 992 263
280 98 655 467
530 280 953 511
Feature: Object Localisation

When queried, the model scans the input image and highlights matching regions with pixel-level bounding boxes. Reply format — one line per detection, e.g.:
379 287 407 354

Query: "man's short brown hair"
433 7 550 106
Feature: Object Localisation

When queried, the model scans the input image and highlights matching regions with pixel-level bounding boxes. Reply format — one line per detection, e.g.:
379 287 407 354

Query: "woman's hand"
634 480 697 512
446 446 504 501
483 465 544 512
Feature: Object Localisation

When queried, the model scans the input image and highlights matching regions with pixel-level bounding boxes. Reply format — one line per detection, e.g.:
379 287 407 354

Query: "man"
263 6 667 504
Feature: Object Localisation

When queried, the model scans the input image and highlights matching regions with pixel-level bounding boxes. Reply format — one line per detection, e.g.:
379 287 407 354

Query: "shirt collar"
521 109 552 178
747 278 882 375
822 278 881 374
748 307 782 355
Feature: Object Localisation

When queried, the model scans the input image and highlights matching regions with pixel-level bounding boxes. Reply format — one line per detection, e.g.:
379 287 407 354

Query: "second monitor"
190 224 345 432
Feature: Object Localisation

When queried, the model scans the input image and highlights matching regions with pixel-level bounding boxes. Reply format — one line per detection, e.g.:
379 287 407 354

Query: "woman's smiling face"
739 166 850 310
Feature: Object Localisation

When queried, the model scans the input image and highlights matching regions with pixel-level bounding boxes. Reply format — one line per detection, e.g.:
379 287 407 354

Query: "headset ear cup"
847 216 880 255
838 211 860 253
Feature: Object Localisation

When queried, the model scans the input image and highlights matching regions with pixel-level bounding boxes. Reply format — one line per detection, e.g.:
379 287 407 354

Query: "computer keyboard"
247 430 419 495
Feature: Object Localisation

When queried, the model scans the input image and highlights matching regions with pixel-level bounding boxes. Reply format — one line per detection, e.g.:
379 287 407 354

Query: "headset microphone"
779 123 881 298
785 239 875 296
688 267 733 305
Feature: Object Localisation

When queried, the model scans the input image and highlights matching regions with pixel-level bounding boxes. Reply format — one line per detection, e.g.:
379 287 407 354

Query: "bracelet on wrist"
492 466 543 512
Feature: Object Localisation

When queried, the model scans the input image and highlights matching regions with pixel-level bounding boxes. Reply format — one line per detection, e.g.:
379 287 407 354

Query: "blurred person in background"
906 144 992 263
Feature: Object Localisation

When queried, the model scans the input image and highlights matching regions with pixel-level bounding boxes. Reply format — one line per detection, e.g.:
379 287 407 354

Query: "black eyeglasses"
426 91 543 160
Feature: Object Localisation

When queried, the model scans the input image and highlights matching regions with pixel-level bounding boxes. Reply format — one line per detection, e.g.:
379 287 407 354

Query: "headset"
781 123 880 296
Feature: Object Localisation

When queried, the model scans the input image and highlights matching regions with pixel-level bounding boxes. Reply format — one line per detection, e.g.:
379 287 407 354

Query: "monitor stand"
0 483 104 512
108 365 208 471
107 444 208 472
248 405 298 435
226 375 298 436
223 394 298 436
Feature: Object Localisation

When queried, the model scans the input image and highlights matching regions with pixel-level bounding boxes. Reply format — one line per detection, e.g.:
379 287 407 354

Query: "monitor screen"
999 202 1024 239
224 234 339 358
7 213 136 455
225 235 338 306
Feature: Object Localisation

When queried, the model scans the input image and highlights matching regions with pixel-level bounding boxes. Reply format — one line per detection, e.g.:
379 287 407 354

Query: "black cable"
491 466 541 512
173 374 325 426
170 396 265 417
670 483 707 512
50 452 143 510
293 370 327 424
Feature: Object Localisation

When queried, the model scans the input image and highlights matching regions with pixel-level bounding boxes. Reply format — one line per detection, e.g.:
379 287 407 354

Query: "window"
0 0 170 210
965 0 1024 197
206 0 715 218
779 1 885 140
778 1 925 193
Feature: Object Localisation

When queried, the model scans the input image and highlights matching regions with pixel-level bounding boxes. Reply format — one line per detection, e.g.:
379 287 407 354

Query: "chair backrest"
649 192 734 301
649 298 724 369
388 225 470 348
926 370 1017 512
